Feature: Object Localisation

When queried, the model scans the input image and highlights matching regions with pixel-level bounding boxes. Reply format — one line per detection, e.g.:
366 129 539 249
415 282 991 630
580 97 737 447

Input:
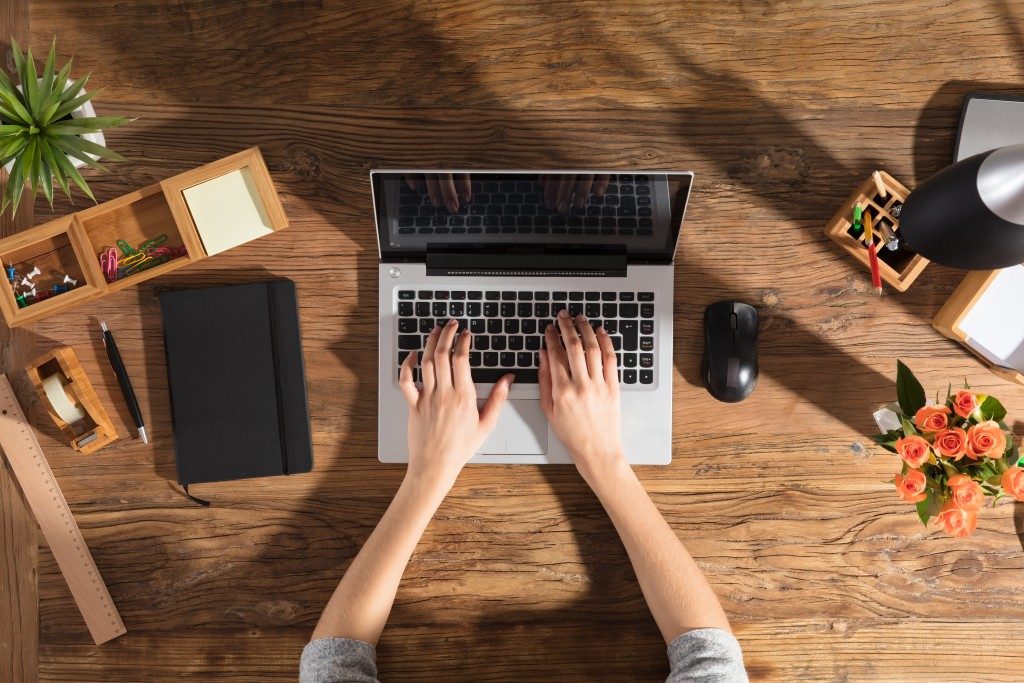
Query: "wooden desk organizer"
824 171 928 292
0 147 287 327
933 268 1024 386
25 346 119 453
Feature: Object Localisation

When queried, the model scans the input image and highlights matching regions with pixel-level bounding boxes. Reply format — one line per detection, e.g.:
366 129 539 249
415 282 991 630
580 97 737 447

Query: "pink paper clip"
99 247 119 283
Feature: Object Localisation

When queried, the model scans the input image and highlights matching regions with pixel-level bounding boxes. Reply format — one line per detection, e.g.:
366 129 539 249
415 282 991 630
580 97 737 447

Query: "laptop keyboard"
397 174 655 236
396 289 656 386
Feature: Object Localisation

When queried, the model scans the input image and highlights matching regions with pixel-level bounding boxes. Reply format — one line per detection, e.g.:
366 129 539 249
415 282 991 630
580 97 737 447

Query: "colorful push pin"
62 274 78 287
35 290 51 302
25 286 37 300
15 293 27 308
52 284 66 294
5 263 15 283
24 265 40 280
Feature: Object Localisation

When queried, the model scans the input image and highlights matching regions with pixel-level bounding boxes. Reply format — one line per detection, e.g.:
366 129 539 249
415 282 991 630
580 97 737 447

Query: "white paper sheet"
959 265 1024 372
183 167 274 256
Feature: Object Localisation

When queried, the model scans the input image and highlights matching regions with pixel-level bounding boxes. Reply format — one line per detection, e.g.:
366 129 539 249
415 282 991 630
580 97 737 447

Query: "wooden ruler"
0 374 126 645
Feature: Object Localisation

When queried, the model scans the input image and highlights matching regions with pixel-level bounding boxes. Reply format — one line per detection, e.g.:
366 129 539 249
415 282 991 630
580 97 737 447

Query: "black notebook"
159 280 313 493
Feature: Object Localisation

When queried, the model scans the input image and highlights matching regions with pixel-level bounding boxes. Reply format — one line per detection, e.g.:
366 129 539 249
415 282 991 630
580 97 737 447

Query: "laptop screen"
371 171 692 264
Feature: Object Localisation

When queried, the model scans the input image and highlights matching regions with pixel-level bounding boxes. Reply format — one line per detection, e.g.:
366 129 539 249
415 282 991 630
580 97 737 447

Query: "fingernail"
447 318 457 326
431 325 440 333
557 200 569 214
576 313 585 321
597 326 606 335
557 309 568 318
447 200 459 213
461 192 471 203
546 323 555 331
506 374 516 385
575 196 585 208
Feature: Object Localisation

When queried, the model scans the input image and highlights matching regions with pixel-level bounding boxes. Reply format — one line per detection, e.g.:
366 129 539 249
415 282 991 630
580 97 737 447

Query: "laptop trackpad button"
478 399 548 455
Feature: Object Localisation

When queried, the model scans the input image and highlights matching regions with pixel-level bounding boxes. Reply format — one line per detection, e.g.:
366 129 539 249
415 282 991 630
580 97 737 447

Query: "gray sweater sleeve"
666 628 748 683
300 629 745 682
300 637 379 683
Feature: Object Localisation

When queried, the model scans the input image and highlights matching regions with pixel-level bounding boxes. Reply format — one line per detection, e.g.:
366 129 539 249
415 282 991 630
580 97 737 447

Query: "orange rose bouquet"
873 361 1023 538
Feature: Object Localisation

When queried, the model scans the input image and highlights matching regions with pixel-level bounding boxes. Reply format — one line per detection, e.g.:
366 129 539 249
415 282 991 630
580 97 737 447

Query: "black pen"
100 321 148 443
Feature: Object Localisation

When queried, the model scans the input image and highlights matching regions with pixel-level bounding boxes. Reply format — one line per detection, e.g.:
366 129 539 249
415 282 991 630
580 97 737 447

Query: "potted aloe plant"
0 38 130 217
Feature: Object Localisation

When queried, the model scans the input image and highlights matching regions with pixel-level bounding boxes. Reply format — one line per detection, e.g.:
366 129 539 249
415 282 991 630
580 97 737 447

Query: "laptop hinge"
425 247 627 277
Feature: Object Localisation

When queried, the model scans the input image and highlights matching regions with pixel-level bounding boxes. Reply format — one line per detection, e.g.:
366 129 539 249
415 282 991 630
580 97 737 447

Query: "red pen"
864 212 883 295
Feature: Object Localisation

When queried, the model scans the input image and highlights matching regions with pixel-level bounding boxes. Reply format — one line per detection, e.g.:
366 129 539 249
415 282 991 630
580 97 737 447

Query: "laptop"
373 171 693 465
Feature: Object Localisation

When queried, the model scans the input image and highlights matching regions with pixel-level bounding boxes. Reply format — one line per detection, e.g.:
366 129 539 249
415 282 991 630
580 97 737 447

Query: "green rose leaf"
978 395 1007 423
896 360 927 417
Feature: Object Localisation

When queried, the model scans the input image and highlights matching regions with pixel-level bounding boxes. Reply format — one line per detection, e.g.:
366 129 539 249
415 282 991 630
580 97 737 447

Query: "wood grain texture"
1 0 1023 680
0 3 40 681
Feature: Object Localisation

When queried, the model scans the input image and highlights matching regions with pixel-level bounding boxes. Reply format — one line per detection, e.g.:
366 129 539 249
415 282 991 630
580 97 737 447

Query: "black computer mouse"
702 301 759 403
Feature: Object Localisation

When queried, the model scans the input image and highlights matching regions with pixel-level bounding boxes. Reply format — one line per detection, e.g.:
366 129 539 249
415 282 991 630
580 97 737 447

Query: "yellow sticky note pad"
182 167 274 256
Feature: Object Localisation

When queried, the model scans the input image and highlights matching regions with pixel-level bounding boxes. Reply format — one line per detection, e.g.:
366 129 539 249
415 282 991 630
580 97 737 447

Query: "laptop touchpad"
478 399 548 454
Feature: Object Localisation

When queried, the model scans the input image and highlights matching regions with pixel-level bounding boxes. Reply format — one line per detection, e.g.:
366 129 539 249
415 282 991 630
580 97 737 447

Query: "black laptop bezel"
370 170 693 267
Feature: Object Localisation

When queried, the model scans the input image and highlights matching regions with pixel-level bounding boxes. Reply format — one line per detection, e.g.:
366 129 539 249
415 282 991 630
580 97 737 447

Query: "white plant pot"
2 83 105 173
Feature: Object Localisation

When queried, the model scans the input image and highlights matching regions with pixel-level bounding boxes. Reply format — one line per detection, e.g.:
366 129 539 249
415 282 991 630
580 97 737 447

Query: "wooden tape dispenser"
25 346 119 453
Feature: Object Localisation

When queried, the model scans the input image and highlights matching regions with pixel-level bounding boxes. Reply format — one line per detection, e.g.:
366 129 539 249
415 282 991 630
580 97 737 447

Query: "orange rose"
965 421 1007 460
933 427 968 460
946 474 984 511
894 435 932 468
952 390 979 419
894 469 927 503
935 501 978 538
1001 467 1024 502
914 405 951 433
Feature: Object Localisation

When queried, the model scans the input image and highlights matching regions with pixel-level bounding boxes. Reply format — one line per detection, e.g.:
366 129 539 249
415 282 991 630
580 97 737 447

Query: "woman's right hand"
539 309 627 482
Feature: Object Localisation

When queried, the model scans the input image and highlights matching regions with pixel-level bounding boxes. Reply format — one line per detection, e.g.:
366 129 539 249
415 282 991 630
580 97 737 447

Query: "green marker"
851 204 864 235
15 293 27 308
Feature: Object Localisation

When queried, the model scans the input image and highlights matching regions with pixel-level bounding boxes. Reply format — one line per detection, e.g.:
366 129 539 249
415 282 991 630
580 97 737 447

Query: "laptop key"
420 318 436 333
451 291 466 300
517 352 533 367
501 291 516 300
638 292 654 301
535 291 550 300
521 319 537 334
640 337 654 352
491 336 507 351
504 319 520 334
488 319 502 334
484 352 499 367
398 351 410 365
518 303 532 317
470 319 485 334
553 291 568 300
432 302 447 317
469 352 482 366
640 320 654 335
398 290 415 300
399 319 417 333
640 304 654 318
449 302 464 317
585 291 600 301
467 302 481 316
509 336 524 350
484 302 499 317
416 302 430 316
535 303 550 317
501 303 515 317
620 304 639 318
485 291 500 300
398 302 413 316
620 320 638 351
398 335 421 350
472 368 537 383
435 291 449 300
603 303 617 318
623 370 637 384
500 352 516 367
526 335 541 350
611 335 622 351
604 320 618 334
585 303 600 318
468 291 483 300
518 291 533 301
568 303 583 317
623 354 637 368
640 353 654 368
639 370 653 384
619 292 635 301
569 291 584 301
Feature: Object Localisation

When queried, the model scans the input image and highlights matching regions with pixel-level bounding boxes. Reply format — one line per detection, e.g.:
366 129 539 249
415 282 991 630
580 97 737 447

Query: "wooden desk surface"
2 1 1024 680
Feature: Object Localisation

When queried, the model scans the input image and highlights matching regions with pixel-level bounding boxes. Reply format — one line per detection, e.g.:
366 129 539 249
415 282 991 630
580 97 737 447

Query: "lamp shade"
899 143 1024 270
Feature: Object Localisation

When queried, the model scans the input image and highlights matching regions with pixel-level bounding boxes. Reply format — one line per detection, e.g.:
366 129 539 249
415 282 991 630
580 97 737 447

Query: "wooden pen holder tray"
824 171 928 292
0 147 287 327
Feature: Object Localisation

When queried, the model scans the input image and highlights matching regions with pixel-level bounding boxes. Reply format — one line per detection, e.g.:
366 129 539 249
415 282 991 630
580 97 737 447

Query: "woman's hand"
399 319 514 487
539 309 626 482
403 173 472 213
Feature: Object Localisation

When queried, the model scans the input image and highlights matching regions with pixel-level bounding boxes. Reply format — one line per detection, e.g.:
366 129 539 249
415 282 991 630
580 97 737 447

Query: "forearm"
311 471 453 644
583 460 732 644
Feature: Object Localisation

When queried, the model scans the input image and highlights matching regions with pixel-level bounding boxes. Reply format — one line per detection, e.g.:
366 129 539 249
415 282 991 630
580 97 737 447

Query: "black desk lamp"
899 143 1024 270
